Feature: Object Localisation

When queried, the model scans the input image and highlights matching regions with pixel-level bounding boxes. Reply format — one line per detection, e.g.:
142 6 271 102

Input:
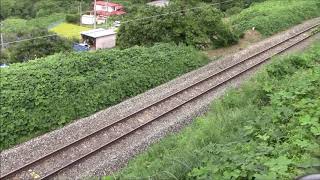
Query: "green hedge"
0 43 209 150
231 0 320 36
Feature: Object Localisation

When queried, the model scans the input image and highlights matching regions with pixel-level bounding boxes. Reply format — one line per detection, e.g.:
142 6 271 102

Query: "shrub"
0 43 209 150
225 7 242 16
1 28 73 64
231 0 320 36
116 3 238 49
1 14 66 34
66 14 80 24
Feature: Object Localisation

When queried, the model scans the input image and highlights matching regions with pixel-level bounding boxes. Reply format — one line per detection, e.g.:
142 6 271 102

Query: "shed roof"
81 28 116 38
147 0 169 7
96 1 123 7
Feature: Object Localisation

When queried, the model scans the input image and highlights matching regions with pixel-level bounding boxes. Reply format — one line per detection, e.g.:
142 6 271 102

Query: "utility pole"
106 0 109 28
0 33 4 49
94 0 97 29
0 23 4 50
80 0 82 26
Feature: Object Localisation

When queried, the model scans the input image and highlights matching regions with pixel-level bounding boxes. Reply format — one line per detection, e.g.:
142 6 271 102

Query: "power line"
2 34 58 46
0 0 237 46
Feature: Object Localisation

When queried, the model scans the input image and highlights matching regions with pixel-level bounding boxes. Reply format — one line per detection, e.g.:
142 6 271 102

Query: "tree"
117 3 238 49
3 29 73 64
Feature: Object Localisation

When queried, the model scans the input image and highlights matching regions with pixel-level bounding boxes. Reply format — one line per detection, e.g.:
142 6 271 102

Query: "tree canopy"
117 3 238 49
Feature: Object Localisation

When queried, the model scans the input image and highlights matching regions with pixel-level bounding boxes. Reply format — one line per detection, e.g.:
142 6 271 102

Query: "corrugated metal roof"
81 28 116 38
147 0 169 7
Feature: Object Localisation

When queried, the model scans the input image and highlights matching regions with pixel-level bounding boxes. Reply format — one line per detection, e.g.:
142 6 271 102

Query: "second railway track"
1 23 319 180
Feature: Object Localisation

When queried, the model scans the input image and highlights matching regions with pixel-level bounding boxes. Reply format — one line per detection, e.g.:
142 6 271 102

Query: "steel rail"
41 27 318 179
1 23 319 180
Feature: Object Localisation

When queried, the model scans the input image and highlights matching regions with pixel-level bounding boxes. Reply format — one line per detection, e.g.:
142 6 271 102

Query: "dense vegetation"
116 0 320 49
0 43 209 150
117 3 238 49
0 27 74 64
2 34 73 64
231 0 320 36
0 0 91 20
0 13 78 64
115 44 320 179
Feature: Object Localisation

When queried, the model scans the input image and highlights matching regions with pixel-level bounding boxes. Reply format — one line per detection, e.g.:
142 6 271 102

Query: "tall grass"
50 23 92 39
231 0 320 36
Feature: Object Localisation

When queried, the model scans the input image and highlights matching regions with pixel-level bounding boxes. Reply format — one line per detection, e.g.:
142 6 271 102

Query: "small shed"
80 28 117 50
147 0 169 7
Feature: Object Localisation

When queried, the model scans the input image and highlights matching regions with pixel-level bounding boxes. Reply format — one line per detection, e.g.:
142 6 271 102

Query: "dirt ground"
204 30 263 59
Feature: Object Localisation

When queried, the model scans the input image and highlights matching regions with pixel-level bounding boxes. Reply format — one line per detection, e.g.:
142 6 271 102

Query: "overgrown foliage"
1 14 66 34
66 14 80 24
0 0 91 20
115 44 320 179
0 28 73 64
231 0 320 36
174 0 265 11
117 3 238 49
0 43 209 150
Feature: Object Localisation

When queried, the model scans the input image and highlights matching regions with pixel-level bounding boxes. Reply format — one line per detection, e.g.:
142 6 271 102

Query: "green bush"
115 44 320 179
0 0 91 20
225 6 243 16
1 28 73 64
0 43 209 150
66 14 80 24
231 0 320 36
116 3 238 49
1 13 66 34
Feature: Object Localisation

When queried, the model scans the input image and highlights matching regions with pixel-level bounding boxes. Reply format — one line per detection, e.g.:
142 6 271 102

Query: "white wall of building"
95 34 116 49
96 5 115 12
81 15 95 25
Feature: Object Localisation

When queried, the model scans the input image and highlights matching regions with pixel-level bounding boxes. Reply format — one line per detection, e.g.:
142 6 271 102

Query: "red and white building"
94 1 126 17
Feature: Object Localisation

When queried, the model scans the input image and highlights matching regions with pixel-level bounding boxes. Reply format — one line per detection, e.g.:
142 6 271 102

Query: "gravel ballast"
1 17 319 179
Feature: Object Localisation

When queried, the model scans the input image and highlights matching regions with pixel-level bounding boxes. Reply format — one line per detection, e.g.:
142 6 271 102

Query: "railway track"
1 23 319 180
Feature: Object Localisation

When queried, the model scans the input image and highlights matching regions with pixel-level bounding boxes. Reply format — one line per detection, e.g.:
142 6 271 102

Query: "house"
80 28 117 50
94 1 126 17
147 0 169 7
81 15 106 25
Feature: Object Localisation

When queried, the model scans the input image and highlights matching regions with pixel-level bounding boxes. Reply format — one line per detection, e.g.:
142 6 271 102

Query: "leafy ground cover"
50 23 92 39
230 0 320 36
114 44 320 179
0 43 209 150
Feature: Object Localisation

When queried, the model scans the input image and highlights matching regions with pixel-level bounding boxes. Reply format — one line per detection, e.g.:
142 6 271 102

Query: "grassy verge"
114 44 320 179
0 43 209 150
230 0 320 36
50 23 92 39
